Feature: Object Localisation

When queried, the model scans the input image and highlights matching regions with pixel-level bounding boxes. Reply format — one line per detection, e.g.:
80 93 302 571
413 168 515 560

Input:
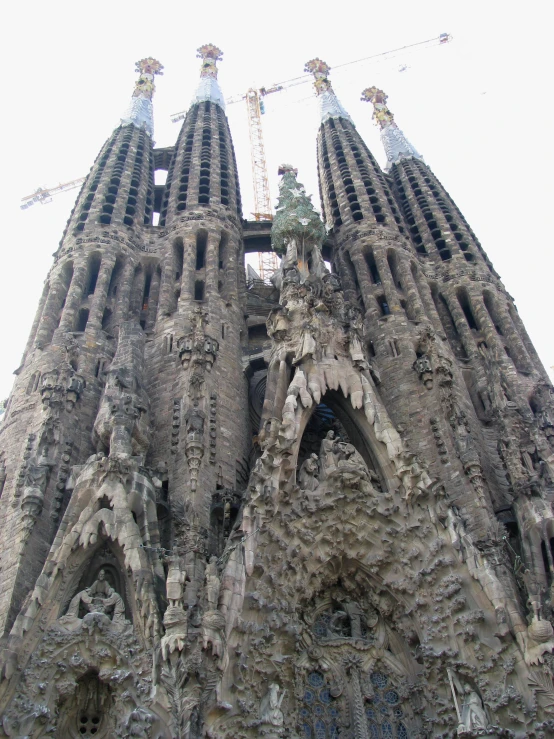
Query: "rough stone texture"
1 54 554 739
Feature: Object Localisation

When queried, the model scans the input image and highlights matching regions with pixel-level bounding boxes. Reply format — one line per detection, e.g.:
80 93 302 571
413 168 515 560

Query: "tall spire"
191 43 226 110
305 58 353 125
361 86 422 171
120 57 163 138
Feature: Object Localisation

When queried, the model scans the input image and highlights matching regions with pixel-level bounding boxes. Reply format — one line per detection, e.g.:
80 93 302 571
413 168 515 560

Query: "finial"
304 58 353 125
197 44 223 78
361 86 394 128
121 57 163 138
361 86 422 171
191 44 226 109
304 59 333 96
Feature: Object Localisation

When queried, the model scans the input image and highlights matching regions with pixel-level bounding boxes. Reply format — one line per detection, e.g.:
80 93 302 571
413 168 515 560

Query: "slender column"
412 269 443 334
469 294 505 359
443 292 479 361
206 230 220 299
373 249 401 311
159 254 176 316
22 282 50 357
130 269 147 320
35 273 70 348
146 268 161 330
88 257 116 328
397 258 425 321
113 260 135 326
349 251 379 315
334 249 358 303
493 301 534 372
180 233 197 302
58 262 88 332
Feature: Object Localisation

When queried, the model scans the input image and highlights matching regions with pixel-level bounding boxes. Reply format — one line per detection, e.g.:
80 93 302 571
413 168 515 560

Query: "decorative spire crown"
120 57 163 138
191 43 226 109
361 86 422 171
304 58 353 125
271 165 326 256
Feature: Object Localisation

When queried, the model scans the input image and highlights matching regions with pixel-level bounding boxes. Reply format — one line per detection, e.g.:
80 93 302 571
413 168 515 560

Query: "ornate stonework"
1 49 554 739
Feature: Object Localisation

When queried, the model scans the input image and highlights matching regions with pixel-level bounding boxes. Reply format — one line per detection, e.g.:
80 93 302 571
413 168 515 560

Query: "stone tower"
1 50 554 739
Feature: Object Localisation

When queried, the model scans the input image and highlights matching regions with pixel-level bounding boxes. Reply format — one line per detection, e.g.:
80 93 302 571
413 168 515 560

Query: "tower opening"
194 280 205 301
196 230 208 270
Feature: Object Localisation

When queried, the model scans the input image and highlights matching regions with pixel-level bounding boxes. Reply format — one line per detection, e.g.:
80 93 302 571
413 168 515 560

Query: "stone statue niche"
297 399 381 491
60 563 130 634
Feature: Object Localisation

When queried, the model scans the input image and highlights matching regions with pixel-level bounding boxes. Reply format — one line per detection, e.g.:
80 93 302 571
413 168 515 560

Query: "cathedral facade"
0 45 553 739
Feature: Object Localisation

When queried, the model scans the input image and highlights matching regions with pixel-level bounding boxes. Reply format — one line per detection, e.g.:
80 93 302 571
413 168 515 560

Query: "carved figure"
206 556 221 610
166 556 187 608
461 684 488 731
21 449 53 534
66 569 126 626
259 682 285 727
319 430 338 479
298 454 319 492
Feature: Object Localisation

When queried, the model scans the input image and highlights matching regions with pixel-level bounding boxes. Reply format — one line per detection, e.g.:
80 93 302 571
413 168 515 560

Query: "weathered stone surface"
0 51 553 739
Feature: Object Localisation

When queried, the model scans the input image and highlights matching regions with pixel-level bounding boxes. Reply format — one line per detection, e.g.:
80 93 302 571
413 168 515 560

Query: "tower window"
377 295 390 316
194 280 205 301
76 309 89 332
196 231 207 270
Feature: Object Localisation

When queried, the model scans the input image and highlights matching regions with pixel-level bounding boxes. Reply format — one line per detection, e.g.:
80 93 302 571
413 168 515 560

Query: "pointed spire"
361 86 423 171
304 58 353 125
272 164 326 256
191 43 226 110
120 58 163 138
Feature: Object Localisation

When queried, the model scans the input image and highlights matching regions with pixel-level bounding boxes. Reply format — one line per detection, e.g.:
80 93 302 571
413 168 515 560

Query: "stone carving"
413 354 433 389
20 447 53 540
40 363 85 411
460 684 489 732
206 556 221 611
64 569 127 630
161 548 191 658
93 322 151 459
259 682 285 732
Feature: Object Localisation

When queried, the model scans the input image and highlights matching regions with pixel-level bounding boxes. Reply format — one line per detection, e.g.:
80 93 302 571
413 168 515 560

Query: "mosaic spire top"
120 58 164 138
361 86 422 171
304 58 353 125
191 43 226 110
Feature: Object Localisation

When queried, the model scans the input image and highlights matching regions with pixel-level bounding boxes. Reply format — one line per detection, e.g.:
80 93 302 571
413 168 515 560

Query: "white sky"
1 0 552 400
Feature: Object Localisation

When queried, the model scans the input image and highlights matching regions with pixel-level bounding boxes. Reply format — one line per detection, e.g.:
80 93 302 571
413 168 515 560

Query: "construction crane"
23 34 452 279
20 178 86 210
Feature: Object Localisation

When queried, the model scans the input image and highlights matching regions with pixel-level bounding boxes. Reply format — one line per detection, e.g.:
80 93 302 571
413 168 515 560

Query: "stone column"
113 260 135 326
397 257 425 321
443 292 479 361
146 268 161 330
349 250 379 315
57 261 88 333
180 232 197 302
412 268 443 334
159 251 176 316
334 248 358 304
373 249 401 312
23 281 50 357
130 268 147 321
35 271 71 348
205 230 220 300
88 257 116 329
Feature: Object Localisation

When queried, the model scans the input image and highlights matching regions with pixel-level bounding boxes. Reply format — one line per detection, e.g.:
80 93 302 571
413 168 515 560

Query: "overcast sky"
1 0 552 400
